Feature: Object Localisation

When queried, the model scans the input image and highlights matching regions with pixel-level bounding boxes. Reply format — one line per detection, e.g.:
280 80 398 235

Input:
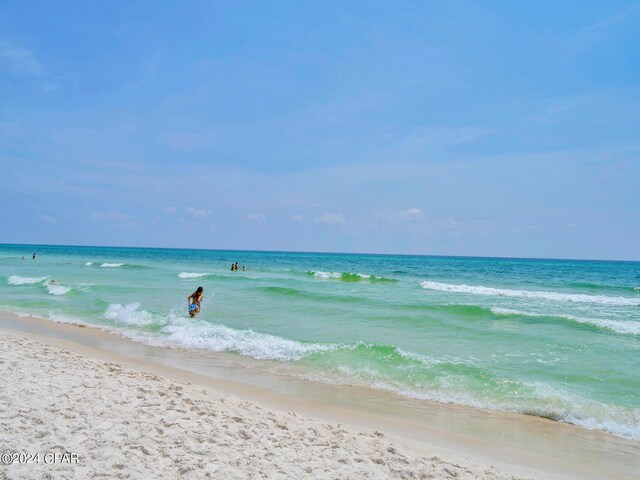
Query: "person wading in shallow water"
187 286 204 318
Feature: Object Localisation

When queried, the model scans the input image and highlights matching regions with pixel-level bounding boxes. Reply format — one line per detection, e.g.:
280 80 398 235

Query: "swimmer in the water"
187 286 204 317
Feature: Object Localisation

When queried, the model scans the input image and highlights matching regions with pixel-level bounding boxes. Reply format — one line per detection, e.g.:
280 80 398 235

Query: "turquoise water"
1 244 639 439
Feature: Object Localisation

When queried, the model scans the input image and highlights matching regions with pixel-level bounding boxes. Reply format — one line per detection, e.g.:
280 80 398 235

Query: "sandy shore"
1 332 535 480
1 314 639 479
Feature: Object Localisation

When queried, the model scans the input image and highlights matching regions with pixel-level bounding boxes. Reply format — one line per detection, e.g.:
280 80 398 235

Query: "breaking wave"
308 271 397 283
44 280 71 296
8 275 48 285
178 272 212 279
490 308 640 335
103 303 335 361
421 281 640 306
104 303 157 326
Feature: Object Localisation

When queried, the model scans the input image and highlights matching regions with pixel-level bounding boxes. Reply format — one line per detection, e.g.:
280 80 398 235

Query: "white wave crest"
421 281 640 306
158 319 335 361
559 316 640 335
178 272 211 279
490 308 640 335
44 281 71 296
100 263 124 268
312 271 342 279
311 271 371 280
491 307 541 316
310 271 393 281
85 262 93 266
8 275 48 285
104 303 156 326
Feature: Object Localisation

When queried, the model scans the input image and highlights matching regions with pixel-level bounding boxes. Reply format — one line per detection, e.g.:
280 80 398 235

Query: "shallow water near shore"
1 243 639 441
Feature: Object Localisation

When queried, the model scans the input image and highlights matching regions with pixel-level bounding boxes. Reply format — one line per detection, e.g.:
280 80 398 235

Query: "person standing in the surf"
187 287 204 317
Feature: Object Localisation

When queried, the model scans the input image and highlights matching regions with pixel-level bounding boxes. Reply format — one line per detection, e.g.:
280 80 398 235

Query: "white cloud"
91 212 104 220
107 211 130 221
37 214 55 224
316 212 346 225
290 214 303 222
186 206 211 218
567 4 640 54
525 104 570 124
402 208 422 216
375 208 424 222
0 39 43 76
164 206 176 215
247 213 266 221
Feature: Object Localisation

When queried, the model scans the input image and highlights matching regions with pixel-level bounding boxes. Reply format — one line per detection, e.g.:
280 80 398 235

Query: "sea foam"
310 271 396 282
100 263 125 268
104 303 156 326
158 319 336 362
490 308 640 335
311 271 342 280
421 281 640 306
8 275 48 285
178 272 211 279
7 275 70 295
44 281 71 296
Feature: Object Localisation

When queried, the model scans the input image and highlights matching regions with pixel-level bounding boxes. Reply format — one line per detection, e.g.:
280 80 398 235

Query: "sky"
1 1 639 260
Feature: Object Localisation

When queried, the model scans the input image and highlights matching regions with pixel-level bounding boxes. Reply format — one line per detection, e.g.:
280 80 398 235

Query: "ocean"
1 243 639 440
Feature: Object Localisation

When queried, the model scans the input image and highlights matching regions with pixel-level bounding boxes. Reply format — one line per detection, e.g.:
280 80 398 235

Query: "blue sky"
1 1 639 259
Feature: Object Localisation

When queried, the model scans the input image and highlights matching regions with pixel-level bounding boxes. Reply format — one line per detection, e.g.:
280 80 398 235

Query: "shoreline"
2 331 526 480
2 312 639 479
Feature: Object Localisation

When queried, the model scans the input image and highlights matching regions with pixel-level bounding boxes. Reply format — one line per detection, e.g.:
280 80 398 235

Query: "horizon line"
1 242 638 264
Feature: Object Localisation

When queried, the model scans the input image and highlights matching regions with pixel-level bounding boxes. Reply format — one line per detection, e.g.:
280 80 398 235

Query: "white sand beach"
1 333 531 480
1 314 638 480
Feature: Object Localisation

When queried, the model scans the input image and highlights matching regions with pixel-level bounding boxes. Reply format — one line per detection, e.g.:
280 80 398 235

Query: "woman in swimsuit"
187 286 204 317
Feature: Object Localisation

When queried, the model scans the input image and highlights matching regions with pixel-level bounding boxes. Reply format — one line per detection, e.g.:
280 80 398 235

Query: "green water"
1 244 639 439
